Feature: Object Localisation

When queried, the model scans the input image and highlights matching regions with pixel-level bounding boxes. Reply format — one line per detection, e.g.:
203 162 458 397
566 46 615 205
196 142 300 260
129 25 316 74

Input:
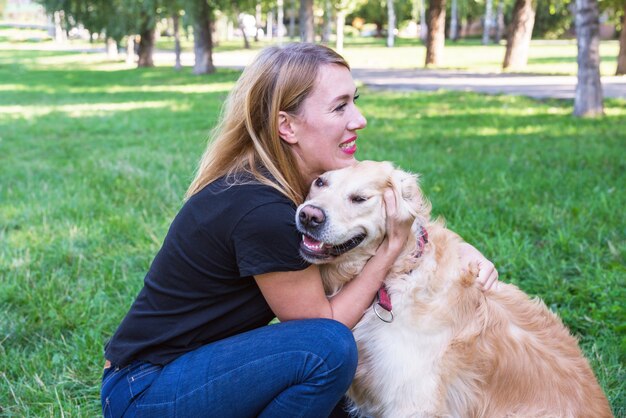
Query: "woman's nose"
348 108 367 131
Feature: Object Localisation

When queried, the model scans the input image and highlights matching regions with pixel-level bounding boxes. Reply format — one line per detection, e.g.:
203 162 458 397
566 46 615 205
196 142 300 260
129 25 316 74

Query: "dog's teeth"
302 235 324 251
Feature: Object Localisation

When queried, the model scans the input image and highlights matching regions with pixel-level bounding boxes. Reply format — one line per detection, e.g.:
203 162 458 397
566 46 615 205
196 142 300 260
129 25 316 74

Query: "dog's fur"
296 161 612 418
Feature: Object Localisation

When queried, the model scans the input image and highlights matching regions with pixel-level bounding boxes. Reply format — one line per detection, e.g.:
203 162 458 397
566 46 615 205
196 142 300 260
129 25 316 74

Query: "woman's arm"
254 189 412 329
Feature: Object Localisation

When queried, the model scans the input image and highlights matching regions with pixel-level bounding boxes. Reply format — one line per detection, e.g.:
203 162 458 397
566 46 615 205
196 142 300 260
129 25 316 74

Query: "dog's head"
296 161 430 265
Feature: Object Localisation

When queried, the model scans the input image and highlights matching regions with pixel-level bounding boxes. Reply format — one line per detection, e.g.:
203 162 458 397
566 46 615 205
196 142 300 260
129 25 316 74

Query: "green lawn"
1 42 625 416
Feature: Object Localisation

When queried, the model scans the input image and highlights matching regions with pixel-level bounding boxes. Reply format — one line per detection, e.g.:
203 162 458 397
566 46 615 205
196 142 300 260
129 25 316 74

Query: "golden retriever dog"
295 161 612 418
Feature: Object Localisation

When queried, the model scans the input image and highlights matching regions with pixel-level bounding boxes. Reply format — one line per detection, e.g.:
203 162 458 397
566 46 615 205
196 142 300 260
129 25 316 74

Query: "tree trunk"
255 3 262 41
502 0 535 70
300 0 315 42
482 0 493 44
289 0 296 39
266 11 274 40
173 13 182 70
106 37 118 59
420 0 428 41
616 5 626 75
193 1 215 75
387 0 396 47
126 35 135 65
238 14 251 49
574 0 603 117
53 11 66 43
137 25 155 68
449 0 458 41
425 0 446 66
495 0 505 43
321 0 331 44
336 10 346 52
277 0 285 44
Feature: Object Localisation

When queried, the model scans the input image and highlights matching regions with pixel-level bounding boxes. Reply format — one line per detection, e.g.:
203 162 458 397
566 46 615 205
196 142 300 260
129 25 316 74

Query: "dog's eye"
350 195 368 203
314 177 325 188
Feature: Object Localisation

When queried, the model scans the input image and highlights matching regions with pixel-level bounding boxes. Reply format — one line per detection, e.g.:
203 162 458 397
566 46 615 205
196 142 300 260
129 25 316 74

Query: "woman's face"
284 64 367 185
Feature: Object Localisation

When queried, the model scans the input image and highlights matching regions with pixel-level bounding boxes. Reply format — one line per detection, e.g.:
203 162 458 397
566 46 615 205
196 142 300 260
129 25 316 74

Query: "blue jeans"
101 319 357 417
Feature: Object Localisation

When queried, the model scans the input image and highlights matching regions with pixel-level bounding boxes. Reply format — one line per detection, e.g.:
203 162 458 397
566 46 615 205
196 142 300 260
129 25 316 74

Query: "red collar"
375 226 428 323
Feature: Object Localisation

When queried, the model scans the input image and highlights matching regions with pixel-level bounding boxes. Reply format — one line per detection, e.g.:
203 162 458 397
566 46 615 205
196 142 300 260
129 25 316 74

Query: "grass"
1 36 625 416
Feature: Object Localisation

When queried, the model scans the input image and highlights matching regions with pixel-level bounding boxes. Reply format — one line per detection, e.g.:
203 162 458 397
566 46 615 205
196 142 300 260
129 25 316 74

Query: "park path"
349 68 626 100
16 43 625 100
208 50 626 100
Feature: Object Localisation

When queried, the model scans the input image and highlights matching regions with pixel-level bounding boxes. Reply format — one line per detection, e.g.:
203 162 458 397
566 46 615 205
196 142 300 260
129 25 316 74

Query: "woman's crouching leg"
258 319 358 418
132 318 357 418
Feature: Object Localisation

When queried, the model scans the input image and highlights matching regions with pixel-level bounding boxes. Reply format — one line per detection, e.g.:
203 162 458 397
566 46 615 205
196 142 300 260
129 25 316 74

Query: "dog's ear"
389 168 430 221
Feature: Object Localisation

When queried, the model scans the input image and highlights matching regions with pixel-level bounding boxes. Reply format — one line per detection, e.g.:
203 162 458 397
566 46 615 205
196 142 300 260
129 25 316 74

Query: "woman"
101 43 498 417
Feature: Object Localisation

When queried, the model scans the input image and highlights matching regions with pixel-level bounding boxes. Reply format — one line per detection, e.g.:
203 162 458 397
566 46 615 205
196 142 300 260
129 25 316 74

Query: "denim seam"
135 350 330 408
130 365 161 381
128 366 162 398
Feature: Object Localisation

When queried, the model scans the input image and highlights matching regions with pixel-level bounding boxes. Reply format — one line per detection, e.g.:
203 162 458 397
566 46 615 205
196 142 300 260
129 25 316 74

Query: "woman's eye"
334 103 347 112
350 195 368 203
353 94 360 102
315 177 325 187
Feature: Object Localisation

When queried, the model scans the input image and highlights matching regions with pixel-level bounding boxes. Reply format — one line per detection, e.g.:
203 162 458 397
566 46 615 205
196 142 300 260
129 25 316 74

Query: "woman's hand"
459 242 499 291
379 188 414 257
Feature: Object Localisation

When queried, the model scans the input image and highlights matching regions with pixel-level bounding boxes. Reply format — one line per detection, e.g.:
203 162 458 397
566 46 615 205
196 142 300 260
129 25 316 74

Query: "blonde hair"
185 43 350 204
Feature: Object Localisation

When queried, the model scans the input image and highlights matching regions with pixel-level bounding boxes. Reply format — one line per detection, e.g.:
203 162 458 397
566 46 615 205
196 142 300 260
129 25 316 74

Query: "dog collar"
374 226 429 323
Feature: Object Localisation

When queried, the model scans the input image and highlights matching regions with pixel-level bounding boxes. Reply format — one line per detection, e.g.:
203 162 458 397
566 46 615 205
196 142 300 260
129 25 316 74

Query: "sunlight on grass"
341 39 621 76
0 101 178 119
0 83 233 95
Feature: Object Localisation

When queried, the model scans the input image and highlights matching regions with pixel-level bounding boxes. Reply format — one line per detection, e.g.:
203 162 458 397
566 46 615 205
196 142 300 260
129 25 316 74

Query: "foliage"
534 0 574 39
35 0 164 42
347 0 413 34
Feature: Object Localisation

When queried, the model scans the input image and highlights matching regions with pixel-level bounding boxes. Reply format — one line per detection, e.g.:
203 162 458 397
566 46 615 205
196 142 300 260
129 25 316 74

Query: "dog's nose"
298 205 326 229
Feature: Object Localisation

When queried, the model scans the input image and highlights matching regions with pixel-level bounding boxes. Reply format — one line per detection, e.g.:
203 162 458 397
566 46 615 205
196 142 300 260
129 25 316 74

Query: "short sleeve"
232 202 310 276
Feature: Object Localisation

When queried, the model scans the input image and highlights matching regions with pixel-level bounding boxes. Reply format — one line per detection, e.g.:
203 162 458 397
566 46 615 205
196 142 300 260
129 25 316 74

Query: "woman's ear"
278 111 297 144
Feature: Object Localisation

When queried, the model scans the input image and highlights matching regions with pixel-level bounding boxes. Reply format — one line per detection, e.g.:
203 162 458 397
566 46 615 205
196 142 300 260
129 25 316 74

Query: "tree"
137 10 157 67
189 0 215 74
335 0 360 52
289 0 296 38
449 0 458 41
419 0 427 40
503 0 535 70
349 1 412 38
387 0 396 47
277 0 285 43
37 0 162 68
616 2 626 75
573 0 603 117
482 0 494 44
163 0 185 70
534 0 575 39
300 0 314 42
494 0 505 43
425 0 446 66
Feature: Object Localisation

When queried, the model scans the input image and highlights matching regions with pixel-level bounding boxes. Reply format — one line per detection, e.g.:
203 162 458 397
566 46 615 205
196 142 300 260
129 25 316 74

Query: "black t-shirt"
104 176 310 367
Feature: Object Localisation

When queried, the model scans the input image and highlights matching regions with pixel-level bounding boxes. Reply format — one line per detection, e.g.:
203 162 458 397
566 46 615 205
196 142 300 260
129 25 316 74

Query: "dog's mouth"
299 233 367 262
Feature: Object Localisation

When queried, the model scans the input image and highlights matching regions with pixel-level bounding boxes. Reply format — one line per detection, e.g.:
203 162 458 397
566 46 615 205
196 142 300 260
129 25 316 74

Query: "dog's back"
468 283 612 418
